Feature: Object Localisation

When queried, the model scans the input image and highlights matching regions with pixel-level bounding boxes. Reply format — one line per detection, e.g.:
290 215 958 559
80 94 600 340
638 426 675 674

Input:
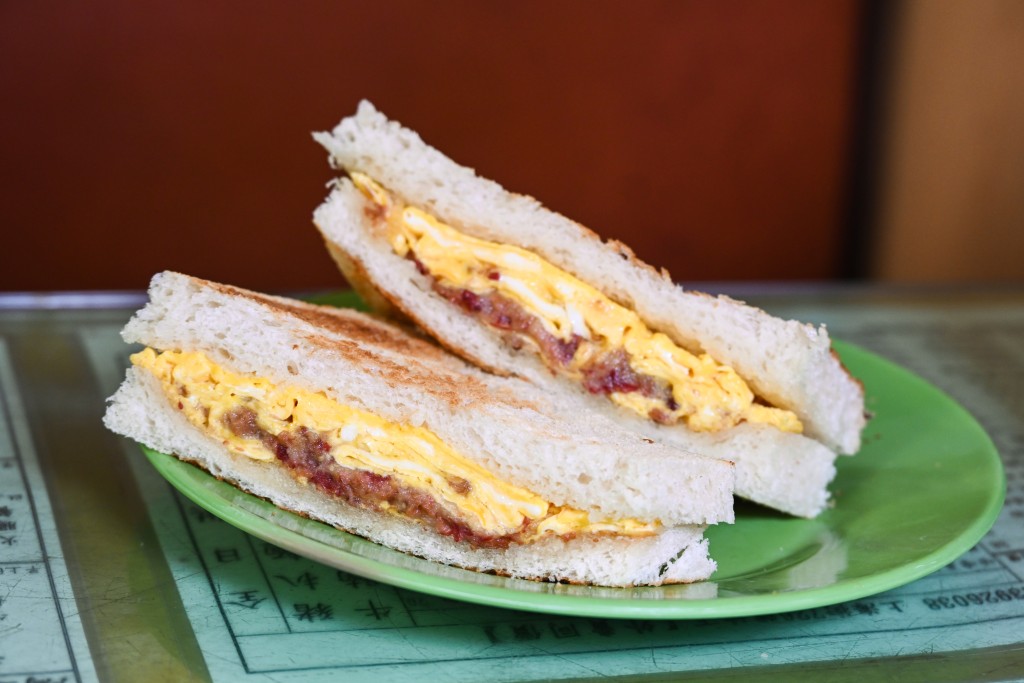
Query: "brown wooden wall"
0 1 861 293
870 0 1024 282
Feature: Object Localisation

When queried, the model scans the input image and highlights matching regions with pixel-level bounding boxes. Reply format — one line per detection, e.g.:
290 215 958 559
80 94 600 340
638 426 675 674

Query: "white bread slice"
106 367 716 586
641 422 835 519
312 101 866 457
315 177 836 518
103 272 734 586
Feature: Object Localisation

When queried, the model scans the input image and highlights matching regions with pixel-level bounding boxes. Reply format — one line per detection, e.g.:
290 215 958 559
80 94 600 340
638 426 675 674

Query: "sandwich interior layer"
350 173 801 435
133 347 660 549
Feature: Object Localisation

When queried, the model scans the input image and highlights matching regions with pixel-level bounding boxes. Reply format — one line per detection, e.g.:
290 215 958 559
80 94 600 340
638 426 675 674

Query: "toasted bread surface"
116 271 736 528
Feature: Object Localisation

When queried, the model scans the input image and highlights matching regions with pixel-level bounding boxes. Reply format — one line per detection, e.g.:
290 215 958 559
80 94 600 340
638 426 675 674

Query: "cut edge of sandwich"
105 367 716 587
311 100 867 458
103 271 735 586
316 206 836 518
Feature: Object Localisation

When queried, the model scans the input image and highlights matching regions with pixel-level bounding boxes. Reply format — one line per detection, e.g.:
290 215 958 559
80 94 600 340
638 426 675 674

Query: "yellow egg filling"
350 172 801 435
133 348 658 544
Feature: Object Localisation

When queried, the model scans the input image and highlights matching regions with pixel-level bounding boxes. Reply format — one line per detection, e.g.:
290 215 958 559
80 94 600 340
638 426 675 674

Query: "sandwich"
103 271 735 586
311 101 867 518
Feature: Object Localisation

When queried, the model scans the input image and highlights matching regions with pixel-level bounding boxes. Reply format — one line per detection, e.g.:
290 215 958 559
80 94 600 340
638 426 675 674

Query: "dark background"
2 1 1021 293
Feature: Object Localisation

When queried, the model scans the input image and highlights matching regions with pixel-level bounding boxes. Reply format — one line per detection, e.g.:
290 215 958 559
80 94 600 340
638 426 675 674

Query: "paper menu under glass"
0 339 97 683
77 301 1024 682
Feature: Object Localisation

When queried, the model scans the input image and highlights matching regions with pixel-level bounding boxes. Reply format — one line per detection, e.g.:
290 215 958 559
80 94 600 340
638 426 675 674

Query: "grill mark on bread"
202 278 510 409
207 279 433 358
299 331 489 408
273 300 426 357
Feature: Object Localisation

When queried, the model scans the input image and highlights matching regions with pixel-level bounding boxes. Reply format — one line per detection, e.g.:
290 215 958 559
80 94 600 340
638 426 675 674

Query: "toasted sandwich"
103 272 735 586
312 101 867 518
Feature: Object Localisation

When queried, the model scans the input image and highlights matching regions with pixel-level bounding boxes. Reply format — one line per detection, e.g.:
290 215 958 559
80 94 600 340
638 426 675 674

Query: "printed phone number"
923 586 1024 610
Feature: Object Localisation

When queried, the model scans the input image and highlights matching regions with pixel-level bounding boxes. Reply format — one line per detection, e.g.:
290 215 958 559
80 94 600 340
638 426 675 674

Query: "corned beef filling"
427 265 677 421
433 280 582 366
222 406 532 549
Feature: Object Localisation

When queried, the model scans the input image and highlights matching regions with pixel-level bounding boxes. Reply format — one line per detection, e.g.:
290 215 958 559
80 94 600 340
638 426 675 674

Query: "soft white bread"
641 422 836 519
312 101 866 457
103 272 733 585
106 367 715 586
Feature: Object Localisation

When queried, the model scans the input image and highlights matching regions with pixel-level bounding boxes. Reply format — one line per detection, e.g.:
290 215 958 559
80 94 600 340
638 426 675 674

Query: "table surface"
1 285 1023 683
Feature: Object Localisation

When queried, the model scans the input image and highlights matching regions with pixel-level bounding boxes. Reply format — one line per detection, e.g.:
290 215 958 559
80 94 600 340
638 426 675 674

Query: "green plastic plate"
143 339 1005 619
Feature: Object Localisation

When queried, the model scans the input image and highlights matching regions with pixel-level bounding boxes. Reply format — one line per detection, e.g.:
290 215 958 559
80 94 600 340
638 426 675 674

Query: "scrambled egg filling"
351 173 802 434
133 348 657 542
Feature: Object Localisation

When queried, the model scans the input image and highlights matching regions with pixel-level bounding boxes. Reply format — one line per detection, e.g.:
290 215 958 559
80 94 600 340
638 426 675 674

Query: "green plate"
143 339 1005 619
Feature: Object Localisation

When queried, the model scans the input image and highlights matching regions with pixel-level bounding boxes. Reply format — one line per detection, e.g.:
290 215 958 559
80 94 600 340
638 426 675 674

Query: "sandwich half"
312 101 867 518
104 272 735 586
